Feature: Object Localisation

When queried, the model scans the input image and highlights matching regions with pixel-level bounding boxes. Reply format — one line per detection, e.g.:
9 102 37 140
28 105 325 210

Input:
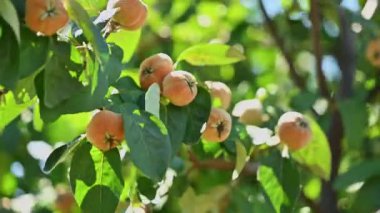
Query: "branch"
188 151 258 176
258 0 306 90
336 8 356 99
310 0 330 99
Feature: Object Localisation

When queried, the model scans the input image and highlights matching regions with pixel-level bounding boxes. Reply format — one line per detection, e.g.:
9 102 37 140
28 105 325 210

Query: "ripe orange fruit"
55 192 76 213
162 71 198 106
86 110 125 151
277 111 312 151
366 38 380 68
232 99 267 125
25 0 69 36
205 81 232 110
111 0 148 31
202 108 232 143
139 53 173 90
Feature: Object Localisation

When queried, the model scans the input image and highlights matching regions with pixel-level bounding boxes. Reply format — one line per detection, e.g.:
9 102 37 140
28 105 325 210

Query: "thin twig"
310 0 330 99
258 0 306 90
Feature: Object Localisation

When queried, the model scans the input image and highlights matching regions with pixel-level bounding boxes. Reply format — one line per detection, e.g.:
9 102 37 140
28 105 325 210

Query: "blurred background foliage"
0 0 379 212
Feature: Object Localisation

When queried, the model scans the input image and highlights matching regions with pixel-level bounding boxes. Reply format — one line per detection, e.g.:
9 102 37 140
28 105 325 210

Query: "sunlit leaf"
43 44 83 108
0 92 36 132
43 135 86 173
232 141 248 180
257 151 300 213
0 0 20 43
65 0 109 64
145 83 160 118
107 29 141 63
69 142 124 213
76 0 108 16
292 115 331 180
176 44 245 66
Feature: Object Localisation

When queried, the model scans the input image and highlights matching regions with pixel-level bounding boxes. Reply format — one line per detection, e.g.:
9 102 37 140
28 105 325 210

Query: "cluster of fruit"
232 98 312 151
85 48 313 151
86 52 236 151
25 0 147 36
139 53 234 143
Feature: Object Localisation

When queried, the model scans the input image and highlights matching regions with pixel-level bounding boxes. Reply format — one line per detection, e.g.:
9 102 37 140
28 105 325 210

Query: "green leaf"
43 135 85 173
290 91 317 112
0 173 17 196
145 83 160 118
76 0 107 16
65 0 109 65
182 86 212 144
232 141 248 180
160 104 187 157
107 29 141 63
106 44 124 84
0 92 36 132
334 160 380 190
179 186 230 213
169 0 192 21
33 103 43 131
338 96 368 149
0 19 19 89
351 177 380 213
35 72 106 122
69 142 124 213
176 44 245 66
113 76 144 103
179 187 197 213
137 176 157 200
44 49 83 108
292 115 331 180
0 0 20 43
257 151 300 213
18 29 49 78
35 43 120 121
120 104 171 181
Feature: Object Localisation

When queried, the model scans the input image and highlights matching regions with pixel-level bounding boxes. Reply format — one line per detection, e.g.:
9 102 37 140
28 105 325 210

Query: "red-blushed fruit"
139 53 173 90
232 99 267 125
202 108 232 142
86 110 125 151
111 0 148 30
54 185 78 213
366 38 380 68
55 192 76 213
162 71 198 106
277 111 312 151
205 81 232 110
25 0 69 36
